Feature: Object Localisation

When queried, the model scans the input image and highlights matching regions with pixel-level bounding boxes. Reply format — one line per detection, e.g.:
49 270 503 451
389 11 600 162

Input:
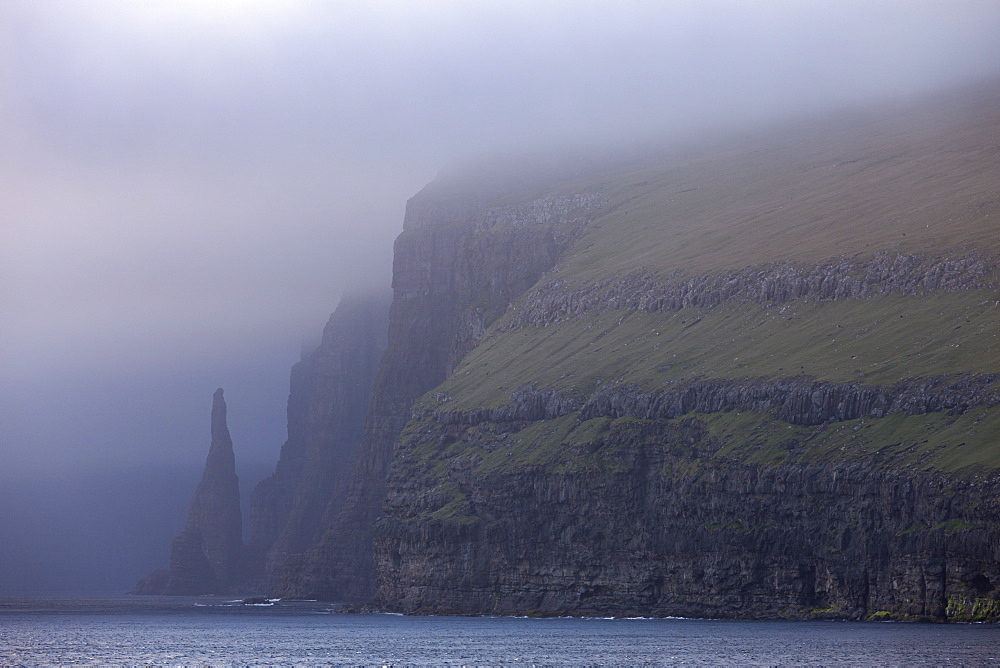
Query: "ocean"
0 596 997 666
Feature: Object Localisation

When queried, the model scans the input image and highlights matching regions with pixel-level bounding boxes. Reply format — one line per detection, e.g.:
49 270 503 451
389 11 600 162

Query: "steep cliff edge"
378 387 1000 620
138 85 1000 618
371 86 1000 620
248 292 390 585
270 168 609 600
135 389 243 594
136 292 390 595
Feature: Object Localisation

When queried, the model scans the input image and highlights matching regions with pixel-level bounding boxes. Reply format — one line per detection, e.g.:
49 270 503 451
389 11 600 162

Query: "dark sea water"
1 596 998 666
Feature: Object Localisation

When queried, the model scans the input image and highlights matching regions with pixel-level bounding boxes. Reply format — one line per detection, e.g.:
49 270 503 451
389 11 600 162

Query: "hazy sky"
2 0 1000 590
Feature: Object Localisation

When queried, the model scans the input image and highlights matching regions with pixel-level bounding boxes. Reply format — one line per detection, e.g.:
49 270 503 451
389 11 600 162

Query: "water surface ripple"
1 596 997 666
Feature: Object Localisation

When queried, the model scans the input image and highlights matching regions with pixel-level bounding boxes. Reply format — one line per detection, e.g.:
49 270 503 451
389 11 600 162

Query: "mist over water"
2 0 1000 593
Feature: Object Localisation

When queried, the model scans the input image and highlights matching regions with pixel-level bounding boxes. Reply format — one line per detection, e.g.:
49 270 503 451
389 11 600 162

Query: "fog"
2 0 998 592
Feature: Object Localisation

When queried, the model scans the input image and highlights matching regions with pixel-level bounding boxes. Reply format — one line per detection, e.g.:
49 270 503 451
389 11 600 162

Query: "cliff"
140 83 1000 620
367 86 1000 621
136 293 389 595
378 384 1000 620
248 292 390 585
270 172 607 600
135 389 243 594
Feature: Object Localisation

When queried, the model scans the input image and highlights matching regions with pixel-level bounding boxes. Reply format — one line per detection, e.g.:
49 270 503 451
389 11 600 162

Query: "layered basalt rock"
137 293 390 595
248 293 390 584
135 389 243 594
376 412 1000 619
269 185 608 601
500 252 995 332
365 100 1000 619
377 337 1000 620
429 375 1000 428
140 86 1000 619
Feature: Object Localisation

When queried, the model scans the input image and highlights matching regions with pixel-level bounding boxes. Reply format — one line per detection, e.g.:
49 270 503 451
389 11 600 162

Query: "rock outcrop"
499 252 994 332
269 183 607 601
135 389 243 594
362 89 1000 620
139 84 1000 621
430 375 1000 428
377 411 1000 620
137 292 390 595
248 292 390 585
370 234 1000 621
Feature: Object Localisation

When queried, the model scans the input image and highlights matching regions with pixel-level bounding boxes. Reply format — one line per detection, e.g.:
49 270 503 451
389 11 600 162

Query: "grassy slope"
430 84 1000 474
442 291 999 409
509 87 1000 282
701 406 1000 474
409 407 1000 478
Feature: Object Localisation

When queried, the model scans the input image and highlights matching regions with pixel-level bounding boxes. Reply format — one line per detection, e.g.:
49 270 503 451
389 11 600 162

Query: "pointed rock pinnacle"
207 388 235 473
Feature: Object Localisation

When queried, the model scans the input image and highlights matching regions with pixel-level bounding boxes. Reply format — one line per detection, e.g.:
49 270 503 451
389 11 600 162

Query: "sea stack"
141 84 1000 620
135 389 243 594
186 388 243 587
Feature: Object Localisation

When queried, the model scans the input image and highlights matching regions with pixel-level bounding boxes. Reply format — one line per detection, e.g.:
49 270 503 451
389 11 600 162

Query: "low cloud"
2 0 999 591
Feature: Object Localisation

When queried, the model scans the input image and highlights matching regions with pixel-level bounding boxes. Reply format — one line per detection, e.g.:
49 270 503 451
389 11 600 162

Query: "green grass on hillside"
406 405 1000 480
412 87 1000 480
488 92 1000 283
701 406 1000 474
438 290 999 410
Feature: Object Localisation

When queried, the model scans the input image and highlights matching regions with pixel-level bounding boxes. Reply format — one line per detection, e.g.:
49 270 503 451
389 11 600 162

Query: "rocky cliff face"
500 252 993 332
377 410 1000 620
137 293 389 595
372 243 1000 621
248 293 390 585
269 183 608 601
432 375 1000 428
135 389 243 594
364 91 1000 620
140 86 1000 620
